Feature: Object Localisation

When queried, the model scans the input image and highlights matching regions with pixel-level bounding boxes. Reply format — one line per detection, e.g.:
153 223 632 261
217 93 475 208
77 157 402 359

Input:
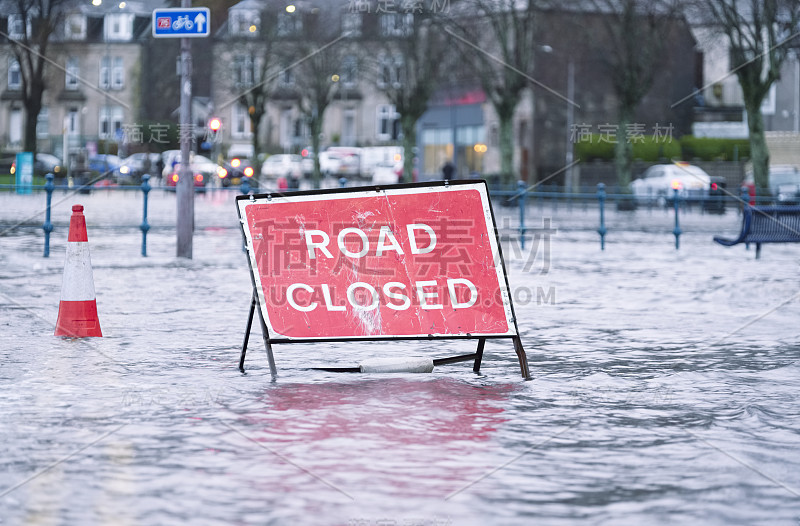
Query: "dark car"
217 157 256 188
10 153 65 178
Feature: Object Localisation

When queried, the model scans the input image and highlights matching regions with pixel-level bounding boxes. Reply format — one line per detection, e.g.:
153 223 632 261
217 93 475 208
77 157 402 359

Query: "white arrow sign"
194 13 206 34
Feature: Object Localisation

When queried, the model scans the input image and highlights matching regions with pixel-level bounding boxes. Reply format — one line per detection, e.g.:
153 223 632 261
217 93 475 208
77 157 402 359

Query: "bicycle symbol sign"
152 8 210 38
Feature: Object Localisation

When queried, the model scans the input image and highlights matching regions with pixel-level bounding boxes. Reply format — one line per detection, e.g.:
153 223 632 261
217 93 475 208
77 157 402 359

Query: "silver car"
631 162 711 206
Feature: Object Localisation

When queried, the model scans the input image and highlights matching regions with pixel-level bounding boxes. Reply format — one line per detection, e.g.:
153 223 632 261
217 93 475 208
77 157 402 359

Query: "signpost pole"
176 0 193 258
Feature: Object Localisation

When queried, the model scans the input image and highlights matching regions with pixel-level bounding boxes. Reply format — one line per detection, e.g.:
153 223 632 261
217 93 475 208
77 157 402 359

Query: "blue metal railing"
0 176 765 256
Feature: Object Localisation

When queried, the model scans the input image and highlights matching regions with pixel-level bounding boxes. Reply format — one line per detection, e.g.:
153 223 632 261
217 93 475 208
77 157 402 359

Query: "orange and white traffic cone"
55 204 102 337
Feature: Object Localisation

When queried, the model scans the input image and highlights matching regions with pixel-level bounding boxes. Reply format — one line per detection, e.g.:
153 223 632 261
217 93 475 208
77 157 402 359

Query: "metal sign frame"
236 180 531 379
152 7 211 38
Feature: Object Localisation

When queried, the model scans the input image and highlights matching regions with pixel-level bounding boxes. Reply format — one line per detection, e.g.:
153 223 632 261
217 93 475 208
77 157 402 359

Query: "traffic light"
207 117 222 145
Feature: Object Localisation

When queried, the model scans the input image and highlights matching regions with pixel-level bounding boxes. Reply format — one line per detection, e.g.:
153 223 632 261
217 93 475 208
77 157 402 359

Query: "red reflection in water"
239 378 517 500
257 378 514 444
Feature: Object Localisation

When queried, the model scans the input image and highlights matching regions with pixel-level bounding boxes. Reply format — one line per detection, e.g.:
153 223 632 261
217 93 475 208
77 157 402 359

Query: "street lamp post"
538 45 576 193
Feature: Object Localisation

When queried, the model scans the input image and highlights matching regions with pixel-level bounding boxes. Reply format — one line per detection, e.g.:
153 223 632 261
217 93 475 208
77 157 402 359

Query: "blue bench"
714 205 800 259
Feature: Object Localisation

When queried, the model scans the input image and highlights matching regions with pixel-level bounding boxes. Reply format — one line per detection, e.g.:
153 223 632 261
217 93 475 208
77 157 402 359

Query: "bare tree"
6 0 72 153
281 4 350 188
702 0 800 193
368 5 450 182
228 9 282 165
448 0 538 183
590 0 681 195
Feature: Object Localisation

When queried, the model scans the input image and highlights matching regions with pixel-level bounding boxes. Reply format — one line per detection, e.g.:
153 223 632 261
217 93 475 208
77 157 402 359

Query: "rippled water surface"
1 192 799 525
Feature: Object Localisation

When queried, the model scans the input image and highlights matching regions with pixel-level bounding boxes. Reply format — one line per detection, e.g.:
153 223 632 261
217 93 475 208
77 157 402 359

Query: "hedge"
574 134 749 162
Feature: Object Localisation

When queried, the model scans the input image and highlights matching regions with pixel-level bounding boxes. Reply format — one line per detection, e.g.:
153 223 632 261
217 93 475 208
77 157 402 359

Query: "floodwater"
1 190 799 525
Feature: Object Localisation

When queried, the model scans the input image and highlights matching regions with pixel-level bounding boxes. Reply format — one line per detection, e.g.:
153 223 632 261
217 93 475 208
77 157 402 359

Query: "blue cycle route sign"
15 152 33 195
152 8 210 38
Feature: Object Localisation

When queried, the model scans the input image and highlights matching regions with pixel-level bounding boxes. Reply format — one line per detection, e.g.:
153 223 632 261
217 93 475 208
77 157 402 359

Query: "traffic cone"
55 204 102 337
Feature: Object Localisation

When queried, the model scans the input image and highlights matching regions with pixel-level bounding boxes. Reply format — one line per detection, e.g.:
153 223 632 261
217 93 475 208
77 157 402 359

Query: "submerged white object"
359 357 434 373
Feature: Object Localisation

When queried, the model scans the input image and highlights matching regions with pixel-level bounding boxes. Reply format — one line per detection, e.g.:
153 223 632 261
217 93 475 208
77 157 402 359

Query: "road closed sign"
237 181 519 342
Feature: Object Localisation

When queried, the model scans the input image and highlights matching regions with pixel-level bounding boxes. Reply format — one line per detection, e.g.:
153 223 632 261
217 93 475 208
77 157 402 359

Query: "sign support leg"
473 338 485 373
513 336 531 380
254 298 278 380
239 293 256 372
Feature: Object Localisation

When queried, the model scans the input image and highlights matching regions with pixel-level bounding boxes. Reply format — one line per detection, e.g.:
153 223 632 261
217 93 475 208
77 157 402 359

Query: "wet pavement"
0 188 799 525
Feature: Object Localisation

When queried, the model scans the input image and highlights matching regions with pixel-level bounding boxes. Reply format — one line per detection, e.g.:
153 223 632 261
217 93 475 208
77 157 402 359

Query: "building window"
378 54 403 88
379 13 413 37
342 13 361 37
233 54 254 88
37 107 49 139
342 55 358 87
67 107 80 135
8 15 25 40
66 57 79 90
105 14 133 41
65 14 86 40
9 108 22 146
112 57 124 89
230 9 259 36
99 106 124 139
280 61 294 86
277 12 302 36
376 104 399 141
100 57 110 89
280 108 293 148
8 58 21 89
232 104 251 138
343 108 356 145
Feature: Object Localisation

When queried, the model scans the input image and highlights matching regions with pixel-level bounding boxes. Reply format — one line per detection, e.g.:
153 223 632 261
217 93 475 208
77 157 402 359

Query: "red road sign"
238 182 518 342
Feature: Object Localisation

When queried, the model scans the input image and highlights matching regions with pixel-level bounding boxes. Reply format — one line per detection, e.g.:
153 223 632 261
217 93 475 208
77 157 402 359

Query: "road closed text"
286 278 478 312
287 222 480 312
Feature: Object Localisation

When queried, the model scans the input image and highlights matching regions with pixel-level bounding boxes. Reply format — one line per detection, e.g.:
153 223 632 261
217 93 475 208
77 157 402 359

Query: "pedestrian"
155 156 164 181
442 161 455 181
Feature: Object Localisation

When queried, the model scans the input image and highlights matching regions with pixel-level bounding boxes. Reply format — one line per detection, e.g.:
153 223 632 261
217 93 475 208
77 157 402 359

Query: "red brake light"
711 183 718 191
194 174 203 182
171 174 179 183
301 149 309 157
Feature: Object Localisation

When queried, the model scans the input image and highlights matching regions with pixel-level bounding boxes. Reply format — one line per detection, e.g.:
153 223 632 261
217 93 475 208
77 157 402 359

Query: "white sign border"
238 182 519 341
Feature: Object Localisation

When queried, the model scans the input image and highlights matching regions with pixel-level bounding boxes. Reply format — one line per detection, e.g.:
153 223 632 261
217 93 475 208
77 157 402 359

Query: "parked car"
630 162 711 206
325 147 362 178
88 154 123 175
319 151 345 175
261 154 303 179
299 148 353 177
117 152 161 183
371 161 403 186
165 154 216 191
743 165 800 205
10 153 65 178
